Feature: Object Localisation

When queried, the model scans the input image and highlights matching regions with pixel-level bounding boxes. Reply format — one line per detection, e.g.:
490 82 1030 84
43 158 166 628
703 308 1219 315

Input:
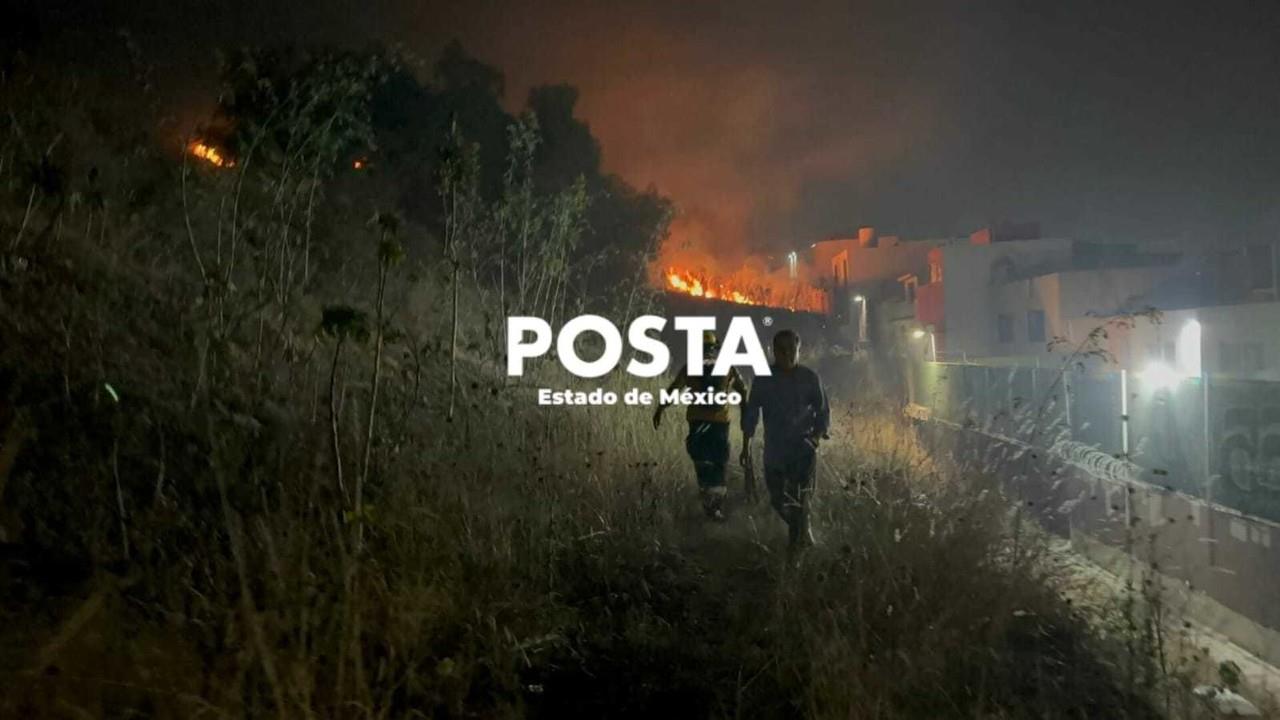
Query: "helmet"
703 330 719 348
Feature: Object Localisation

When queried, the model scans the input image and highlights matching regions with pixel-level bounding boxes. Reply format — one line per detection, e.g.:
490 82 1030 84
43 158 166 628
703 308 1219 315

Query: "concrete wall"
984 266 1178 364
1056 266 1172 318
1112 302 1280 381
916 418 1280 664
987 273 1062 361
937 238 1076 359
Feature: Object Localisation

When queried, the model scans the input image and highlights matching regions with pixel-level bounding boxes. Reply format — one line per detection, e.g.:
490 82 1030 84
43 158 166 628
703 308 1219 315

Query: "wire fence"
910 360 1280 523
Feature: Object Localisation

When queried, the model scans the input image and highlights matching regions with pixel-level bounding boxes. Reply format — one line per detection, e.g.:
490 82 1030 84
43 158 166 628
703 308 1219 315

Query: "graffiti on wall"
1211 381 1280 505
918 363 1280 522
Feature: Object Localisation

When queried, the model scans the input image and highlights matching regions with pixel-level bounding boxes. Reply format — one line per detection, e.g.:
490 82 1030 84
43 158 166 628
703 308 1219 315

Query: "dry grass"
0 232 1162 716
0 63 1171 717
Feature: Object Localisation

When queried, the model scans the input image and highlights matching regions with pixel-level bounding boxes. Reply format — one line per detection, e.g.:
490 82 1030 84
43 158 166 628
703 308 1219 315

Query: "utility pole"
1121 369 1131 524
1202 360 1216 567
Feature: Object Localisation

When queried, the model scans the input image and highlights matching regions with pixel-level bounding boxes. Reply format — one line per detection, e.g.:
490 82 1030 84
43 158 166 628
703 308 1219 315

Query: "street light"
910 327 937 361
854 295 867 342
1139 318 1202 390
1139 360 1181 390
1178 319 1202 377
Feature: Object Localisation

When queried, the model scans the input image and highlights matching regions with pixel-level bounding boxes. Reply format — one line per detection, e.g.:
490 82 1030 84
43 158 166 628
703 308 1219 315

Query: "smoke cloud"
37 0 1280 260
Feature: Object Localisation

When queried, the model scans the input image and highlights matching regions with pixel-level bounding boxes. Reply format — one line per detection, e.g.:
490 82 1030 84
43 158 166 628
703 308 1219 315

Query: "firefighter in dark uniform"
653 330 748 520
740 329 830 548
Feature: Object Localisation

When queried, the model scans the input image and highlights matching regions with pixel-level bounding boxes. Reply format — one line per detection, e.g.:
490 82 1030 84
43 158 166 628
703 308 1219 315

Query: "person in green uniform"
652 330 748 520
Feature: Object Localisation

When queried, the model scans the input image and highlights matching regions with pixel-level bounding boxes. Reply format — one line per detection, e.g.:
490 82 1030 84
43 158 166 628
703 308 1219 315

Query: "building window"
1220 341 1265 374
997 314 1014 343
898 273 918 303
929 260 943 284
1027 310 1046 343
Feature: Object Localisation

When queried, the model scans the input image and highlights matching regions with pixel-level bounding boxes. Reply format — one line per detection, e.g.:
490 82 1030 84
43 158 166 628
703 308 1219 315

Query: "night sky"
14 0 1280 252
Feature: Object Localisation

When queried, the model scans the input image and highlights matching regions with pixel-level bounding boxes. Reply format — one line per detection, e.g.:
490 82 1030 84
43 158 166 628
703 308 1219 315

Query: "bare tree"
438 120 482 420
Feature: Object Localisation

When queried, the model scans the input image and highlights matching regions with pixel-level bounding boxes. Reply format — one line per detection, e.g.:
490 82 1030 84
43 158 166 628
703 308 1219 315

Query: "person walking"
653 330 748 520
740 329 829 549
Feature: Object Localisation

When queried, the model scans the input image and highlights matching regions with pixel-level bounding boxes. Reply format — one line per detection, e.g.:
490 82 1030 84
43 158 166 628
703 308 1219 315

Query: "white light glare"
911 329 926 339
1140 360 1182 390
854 294 865 302
1177 319 1202 377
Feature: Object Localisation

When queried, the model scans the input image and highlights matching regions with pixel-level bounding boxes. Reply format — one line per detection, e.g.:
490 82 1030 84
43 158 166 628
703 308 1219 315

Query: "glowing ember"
189 140 232 168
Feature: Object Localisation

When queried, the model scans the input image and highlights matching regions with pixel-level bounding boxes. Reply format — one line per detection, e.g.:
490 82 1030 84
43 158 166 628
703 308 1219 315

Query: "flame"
664 267 825 312
189 140 232 168
666 269 759 305
660 265 829 307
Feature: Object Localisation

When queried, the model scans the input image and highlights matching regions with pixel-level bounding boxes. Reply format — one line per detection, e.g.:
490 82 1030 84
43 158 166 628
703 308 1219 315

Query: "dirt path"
525 465 811 718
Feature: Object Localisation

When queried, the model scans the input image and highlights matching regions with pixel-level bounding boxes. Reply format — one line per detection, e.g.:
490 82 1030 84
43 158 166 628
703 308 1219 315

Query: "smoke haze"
19 0 1280 256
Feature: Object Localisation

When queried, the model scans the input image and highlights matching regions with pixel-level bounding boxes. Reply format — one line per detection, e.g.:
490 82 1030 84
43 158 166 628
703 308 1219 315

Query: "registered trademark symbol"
762 316 773 326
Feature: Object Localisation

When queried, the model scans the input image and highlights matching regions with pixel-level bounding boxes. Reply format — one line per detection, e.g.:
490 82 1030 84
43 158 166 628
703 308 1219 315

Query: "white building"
917 225 1181 362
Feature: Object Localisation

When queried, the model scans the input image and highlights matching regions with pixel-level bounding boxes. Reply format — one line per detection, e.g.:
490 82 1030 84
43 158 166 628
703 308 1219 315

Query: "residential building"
915 225 1181 361
808 226 945 343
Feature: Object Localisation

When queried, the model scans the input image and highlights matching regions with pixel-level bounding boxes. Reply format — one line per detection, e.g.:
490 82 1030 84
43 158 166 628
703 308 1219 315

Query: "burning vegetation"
662 265 828 313
188 139 232 168
654 212 828 313
0 30 1193 720
666 267 762 305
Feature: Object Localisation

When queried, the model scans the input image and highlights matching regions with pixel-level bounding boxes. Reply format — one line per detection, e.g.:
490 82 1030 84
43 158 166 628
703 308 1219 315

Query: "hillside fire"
666 268 762 305
664 266 827 313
